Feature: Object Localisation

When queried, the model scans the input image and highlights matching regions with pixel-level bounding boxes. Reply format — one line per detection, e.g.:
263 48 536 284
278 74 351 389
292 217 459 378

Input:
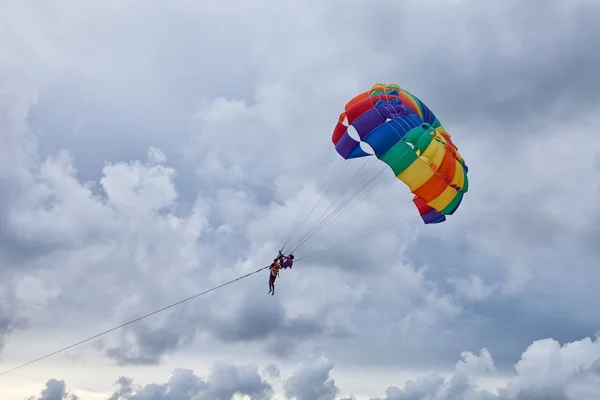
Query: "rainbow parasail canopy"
331 83 469 224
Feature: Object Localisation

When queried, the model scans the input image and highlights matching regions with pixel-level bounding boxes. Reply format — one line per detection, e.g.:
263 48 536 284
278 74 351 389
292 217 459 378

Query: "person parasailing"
268 258 280 296
268 250 294 296
275 250 294 269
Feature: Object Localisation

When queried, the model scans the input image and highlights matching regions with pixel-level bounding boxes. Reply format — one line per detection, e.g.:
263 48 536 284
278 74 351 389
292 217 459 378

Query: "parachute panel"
428 185 461 211
351 103 408 140
334 128 370 159
403 125 435 153
461 167 469 192
381 113 424 140
414 196 447 224
450 160 466 190
346 95 399 126
379 141 419 176
361 123 403 157
442 191 464 215
419 135 446 171
412 149 457 202
361 112 422 158
397 156 435 190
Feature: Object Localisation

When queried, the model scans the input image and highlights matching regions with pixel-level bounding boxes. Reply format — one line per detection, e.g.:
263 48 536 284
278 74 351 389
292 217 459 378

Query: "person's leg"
271 274 277 295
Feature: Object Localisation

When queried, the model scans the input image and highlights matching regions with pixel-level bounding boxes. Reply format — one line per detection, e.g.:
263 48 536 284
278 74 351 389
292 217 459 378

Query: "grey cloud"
371 373 498 400
283 357 339 400
0 215 59 265
405 234 600 368
104 327 185 366
3 0 600 394
108 377 135 400
0 83 59 267
211 291 288 342
210 291 323 345
7 0 264 191
347 0 600 130
0 85 211 359
0 284 31 354
106 363 272 400
199 362 273 400
103 302 207 365
26 378 78 400
582 218 600 257
369 336 600 400
108 369 206 400
30 335 600 399
263 364 280 379
104 287 326 365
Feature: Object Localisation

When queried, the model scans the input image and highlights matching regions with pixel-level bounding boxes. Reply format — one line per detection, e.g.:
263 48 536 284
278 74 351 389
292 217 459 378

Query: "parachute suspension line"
297 98 422 252
294 161 389 250
288 161 390 254
284 95 396 254
294 216 421 262
287 159 348 245
290 126 445 256
288 96 418 252
290 165 385 252
280 146 336 251
288 111 429 255
280 147 332 250
0 265 270 377
294 152 415 251
286 156 372 250
282 157 351 253
288 164 384 252
296 193 415 252
296 220 420 263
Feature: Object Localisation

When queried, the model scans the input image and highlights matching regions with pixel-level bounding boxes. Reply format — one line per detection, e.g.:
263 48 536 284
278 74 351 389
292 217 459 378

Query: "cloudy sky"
1 0 600 399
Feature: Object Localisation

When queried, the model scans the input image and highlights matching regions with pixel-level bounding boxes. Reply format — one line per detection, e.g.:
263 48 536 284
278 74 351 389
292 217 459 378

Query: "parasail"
331 83 469 224
281 83 470 259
